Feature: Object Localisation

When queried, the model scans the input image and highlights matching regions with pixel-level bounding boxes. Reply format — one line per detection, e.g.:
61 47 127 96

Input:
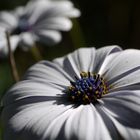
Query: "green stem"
5 31 19 82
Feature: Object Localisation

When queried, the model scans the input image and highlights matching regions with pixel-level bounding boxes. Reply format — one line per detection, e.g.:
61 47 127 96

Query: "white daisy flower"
0 0 81 56
2 45 140 140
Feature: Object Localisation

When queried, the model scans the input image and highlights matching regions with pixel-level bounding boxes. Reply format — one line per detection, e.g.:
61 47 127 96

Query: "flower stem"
5 31 19 82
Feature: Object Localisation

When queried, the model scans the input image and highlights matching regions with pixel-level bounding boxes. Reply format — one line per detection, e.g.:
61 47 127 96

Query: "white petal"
36 3 80 19
36 30 62 45
22 0 47 24
27 1 49 24
64 104 112 140
42 106 76 140
100 49 140 85
24 0 54 24
110 69 140 91
2 100 73 140
35 17 72 31
13 6 25 17
25 0 80 25
2 60 73 106
0 22 12 30
23 60 72 87
101 90 140 139
109 118 140 140
58 8 81 18
42 0 80 18
0 11 18 30
93 45 122 73
74 47 96 72
98 51 120 77
0 34 19 57
2 80 66 106
95 104 122 140
53 47 96 79
19 32 35 48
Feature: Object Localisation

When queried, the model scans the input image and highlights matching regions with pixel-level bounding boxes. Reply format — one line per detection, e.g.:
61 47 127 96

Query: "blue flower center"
12 19 31 35
18 19 31 32
67 72 108 104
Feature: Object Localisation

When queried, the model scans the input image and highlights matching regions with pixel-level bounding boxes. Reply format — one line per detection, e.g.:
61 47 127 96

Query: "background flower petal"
26 0 80 24
13 6 25 17
0 34 19 57
35 30 62 45
19 32 35 49
0 11 18 30
34 17 72 31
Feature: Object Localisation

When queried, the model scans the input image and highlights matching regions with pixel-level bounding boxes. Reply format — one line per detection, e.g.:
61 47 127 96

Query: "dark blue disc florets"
12 19 31 35
67 72 108 104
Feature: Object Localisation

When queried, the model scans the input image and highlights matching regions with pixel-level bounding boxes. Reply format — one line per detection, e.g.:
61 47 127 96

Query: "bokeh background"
1 0 140 48
0 0 140 139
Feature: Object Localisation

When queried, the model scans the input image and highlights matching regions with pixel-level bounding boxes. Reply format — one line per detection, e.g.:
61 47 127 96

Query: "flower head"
0 0 80 56
2 46 140 140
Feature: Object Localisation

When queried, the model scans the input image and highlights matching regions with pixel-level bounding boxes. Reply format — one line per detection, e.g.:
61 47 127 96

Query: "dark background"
0 0 140 49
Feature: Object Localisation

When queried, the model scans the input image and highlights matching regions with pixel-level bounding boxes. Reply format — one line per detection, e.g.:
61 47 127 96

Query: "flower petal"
2 100 73 140
22 0 49 24
0 34 19 57
1 59 72 105
100 49 140 87
101 90 140 139
2 80 66 106
42 105 78 140
0 11 18 30
32 0 80 24
26 0 80 24
110 69 140 91
53 47 96 79
95 104 122 140
23 60 72 87
42 0 80 18
19 32 35 48
93 45 122 73
36 30 62 45
35 17 72 31
13 6 25 17
64 104 112 140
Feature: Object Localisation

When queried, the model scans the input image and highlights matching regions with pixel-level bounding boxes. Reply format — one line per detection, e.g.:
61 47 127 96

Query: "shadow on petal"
109 84 140 92
107 66 140 85
95 104 124 140
102 96 140 129
51 120 78 140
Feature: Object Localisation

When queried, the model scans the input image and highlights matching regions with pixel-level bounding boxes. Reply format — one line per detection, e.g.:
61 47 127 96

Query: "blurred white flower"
2 45 140 140
0 0 80 56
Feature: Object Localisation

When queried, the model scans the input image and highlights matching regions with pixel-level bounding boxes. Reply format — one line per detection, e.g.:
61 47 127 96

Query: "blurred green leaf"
0 60 14 98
